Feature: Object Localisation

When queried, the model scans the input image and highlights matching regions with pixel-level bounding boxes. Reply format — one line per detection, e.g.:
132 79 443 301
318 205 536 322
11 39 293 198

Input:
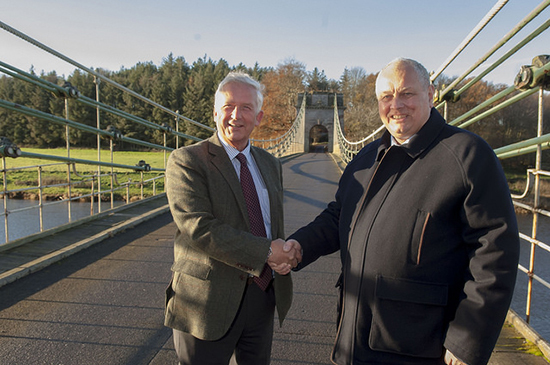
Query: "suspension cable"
431 0 509 82
0 20 214 132
438 0 550 100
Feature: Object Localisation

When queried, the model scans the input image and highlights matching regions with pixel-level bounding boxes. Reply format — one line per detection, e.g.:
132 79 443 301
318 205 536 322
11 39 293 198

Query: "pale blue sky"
1 0 549 85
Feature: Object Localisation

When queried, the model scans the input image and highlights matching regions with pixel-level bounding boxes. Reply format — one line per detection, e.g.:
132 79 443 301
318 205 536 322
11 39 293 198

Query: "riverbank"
2 191 148 202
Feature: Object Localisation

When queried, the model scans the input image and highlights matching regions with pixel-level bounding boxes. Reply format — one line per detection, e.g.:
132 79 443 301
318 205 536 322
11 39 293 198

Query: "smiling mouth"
391 114 407 121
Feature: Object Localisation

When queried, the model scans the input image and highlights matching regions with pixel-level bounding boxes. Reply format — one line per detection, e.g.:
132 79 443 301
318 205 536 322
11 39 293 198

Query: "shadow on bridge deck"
0 152 547 364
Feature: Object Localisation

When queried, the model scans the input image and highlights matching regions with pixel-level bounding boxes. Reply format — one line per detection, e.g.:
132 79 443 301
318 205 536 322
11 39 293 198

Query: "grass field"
1 148 168 200
4 148 169 172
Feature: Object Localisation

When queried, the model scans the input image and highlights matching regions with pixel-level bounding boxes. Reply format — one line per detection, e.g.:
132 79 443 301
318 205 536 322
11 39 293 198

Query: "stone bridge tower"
296 92 345 153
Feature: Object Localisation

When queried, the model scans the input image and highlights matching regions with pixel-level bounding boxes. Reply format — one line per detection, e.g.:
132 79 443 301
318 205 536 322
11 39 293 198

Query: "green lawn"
1 148 169 200
4 148 169 172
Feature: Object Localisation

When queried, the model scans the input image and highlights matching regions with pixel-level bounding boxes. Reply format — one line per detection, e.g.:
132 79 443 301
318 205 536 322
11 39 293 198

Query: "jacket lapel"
251 147 279 238
207 135 249 224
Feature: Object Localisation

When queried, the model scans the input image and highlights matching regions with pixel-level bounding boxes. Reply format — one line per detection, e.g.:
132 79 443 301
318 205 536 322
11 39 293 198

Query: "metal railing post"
110 139 114 209
2 157 8 243
126 183 130 204
526 86 545 323
38 166 43 231
175 111 180 150
90 175 95 216
140 171 144 200
95 76 102 213
65 98 72 222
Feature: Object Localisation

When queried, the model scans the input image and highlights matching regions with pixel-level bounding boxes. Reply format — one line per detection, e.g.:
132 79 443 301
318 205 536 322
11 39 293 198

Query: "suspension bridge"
1 1 550 363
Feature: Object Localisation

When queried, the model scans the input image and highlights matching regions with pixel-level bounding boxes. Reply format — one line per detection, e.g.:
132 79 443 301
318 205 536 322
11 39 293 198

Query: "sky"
1 0 549 86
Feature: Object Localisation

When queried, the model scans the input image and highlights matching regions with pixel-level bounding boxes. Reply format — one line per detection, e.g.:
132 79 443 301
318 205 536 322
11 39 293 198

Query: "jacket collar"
377 108 446 161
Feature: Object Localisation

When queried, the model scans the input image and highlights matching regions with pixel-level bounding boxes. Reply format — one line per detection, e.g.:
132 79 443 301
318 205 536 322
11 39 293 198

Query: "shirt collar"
217 131 252 161
382 108 447 160
391 135 411 146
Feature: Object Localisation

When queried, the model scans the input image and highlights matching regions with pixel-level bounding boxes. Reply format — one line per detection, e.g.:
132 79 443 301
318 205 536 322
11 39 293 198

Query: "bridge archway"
309 124 328 152
296 92 345 153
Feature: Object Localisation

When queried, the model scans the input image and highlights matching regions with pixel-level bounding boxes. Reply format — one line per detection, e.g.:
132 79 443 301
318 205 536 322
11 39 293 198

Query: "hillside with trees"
0 53 547 171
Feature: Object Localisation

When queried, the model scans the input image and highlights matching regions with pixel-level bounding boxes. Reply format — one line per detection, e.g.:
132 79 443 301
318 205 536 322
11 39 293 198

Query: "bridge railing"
0 21 212 248
330 0 550 342
436 1 550 331
332 95 382 164
250 93 307 157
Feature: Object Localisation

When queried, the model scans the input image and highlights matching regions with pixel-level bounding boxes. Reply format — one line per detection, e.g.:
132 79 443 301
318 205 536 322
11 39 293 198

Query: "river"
513 213 550 342
0 198 123 243
1 200 549 341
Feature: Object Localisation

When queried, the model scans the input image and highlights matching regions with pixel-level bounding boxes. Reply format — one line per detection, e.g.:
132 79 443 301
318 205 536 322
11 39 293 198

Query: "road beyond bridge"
0 153 547 364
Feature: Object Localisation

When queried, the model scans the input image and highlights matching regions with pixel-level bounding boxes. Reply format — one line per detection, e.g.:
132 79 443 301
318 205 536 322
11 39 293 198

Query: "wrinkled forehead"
376 64 422 96
215 82 259 110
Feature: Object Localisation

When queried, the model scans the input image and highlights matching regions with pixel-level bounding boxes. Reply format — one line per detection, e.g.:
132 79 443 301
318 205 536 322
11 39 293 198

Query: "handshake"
267 239 302 275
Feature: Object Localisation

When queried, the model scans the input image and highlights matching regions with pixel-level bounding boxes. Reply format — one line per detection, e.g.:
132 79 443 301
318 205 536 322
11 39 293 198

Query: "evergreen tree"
306 67 329 92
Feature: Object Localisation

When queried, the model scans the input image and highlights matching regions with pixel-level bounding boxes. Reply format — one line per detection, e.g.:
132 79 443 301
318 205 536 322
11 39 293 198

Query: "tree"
27 70 65 147
306 67 329 92
339 67 379 141
114 62 159 147
65 69 99 147
180 57 219 142
151 54 190 146
256 58 306 140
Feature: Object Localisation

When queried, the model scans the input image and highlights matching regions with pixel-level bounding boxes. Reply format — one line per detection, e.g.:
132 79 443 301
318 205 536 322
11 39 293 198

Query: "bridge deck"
0 153 547 364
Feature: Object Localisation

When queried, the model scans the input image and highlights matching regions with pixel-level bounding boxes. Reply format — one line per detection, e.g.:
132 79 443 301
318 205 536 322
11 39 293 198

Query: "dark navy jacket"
291 109 519 365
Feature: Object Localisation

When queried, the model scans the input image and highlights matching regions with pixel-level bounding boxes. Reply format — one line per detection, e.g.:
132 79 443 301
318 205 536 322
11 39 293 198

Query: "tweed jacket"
164 134 292 341
290 109 519 365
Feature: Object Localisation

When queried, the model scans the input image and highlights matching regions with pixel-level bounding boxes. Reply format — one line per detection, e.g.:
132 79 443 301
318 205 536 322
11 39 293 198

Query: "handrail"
17 151 165 172
333 94 383 164
250 94 307 157
0 99 174 152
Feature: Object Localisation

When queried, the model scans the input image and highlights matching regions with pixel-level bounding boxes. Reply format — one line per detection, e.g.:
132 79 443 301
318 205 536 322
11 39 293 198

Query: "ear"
255 110 264 126
428 84 435 107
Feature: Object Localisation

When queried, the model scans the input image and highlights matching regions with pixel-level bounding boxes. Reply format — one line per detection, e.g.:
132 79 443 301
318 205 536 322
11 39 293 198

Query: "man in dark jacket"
286 58 520 365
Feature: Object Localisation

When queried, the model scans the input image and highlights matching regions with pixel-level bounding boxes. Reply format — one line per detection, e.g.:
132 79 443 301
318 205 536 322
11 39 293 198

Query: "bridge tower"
296 92 345 153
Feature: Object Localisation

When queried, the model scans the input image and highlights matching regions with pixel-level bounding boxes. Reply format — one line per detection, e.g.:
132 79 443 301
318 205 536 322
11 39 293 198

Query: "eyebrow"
382 87 415 94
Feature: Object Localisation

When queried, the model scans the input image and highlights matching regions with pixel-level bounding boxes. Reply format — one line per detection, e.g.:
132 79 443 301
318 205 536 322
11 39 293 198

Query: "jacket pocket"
171 260 211 280
370 275 448 358
410 210 430 265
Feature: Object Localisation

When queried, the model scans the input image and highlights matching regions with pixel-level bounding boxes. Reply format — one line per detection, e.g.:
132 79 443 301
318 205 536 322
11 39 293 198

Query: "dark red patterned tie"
236 153 273 291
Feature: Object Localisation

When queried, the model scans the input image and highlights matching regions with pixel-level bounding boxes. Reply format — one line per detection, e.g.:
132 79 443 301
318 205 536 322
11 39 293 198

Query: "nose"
231 106 242 120
390 95 404 109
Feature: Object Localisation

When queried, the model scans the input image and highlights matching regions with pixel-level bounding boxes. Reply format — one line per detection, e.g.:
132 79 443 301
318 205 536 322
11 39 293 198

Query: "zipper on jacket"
331 146 391 364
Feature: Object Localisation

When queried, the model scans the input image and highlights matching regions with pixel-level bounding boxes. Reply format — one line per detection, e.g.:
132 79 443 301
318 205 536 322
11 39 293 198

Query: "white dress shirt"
218 133 272 239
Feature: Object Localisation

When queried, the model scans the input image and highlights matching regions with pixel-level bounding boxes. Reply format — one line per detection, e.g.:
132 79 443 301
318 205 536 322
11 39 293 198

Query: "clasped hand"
267 239 302 275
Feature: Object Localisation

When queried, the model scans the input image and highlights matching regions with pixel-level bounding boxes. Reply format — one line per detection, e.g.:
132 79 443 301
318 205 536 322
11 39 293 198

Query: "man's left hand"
445 349 468 365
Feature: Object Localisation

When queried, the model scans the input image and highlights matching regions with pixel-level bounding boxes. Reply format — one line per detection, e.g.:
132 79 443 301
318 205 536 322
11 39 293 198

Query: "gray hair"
375 58 431 96
215 72 264 114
